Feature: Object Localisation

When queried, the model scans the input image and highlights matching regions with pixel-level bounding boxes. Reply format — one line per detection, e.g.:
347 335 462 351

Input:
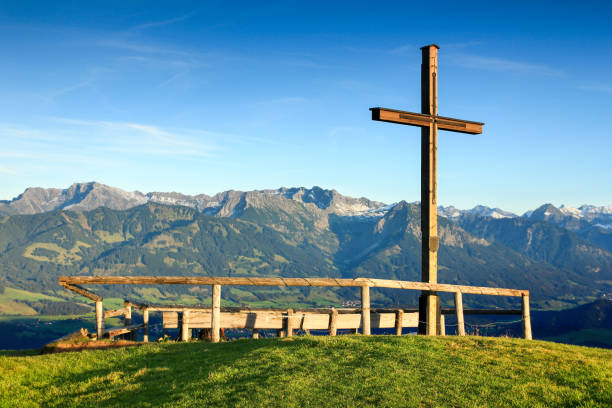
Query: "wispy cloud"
96 38 194 57
0 119 222 166
256 97 308 106
0 165 16 175
389 44 414 55
450 54 564 77
48 118 218 157
441 41 484 49
129 11 197 31
578 83 612 93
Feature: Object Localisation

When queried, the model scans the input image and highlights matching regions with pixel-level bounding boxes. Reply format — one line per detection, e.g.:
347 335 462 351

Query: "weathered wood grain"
329 308 338 336
395 309 404 336
454 292 465 336
211 284 221 343
522 294 533 340
60 283 102 301
103 307 129 319
58 276 528 297
95 301 103 339
103 324 145 340
143 309 149 343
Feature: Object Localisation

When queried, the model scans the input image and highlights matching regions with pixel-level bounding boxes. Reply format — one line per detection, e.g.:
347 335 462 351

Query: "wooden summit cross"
370 44 484 336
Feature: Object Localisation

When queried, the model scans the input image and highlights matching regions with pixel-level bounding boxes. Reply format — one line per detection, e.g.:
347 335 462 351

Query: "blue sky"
1 1 611 214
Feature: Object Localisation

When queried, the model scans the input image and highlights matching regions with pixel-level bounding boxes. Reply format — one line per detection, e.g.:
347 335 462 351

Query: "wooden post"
422 295 439 336
395 309 404 336
329 308 338 336
361 285 371 335
124 301 132 340
211 284 221 343
124 301 132 325
454 292 466 336
143 308 149 342
252 328 259 339
438 313 446 336
95 300 103 339
522 294 532 340
286 309 294 337
418 44 441 337
181 310 190 342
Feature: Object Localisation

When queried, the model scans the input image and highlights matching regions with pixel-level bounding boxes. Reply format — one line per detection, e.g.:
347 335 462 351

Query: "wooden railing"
58 276 532 342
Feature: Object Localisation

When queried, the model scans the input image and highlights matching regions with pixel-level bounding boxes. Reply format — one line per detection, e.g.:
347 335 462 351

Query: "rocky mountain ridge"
0 182 386 219
3 182 611 226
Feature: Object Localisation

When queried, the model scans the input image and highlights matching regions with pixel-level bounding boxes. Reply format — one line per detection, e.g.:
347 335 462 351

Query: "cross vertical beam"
418 44 440 336
369 44 483 336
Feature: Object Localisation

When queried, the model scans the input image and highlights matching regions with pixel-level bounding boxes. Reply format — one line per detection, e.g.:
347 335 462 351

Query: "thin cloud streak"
389 44 414 55
0 165 16 175
1 119 220 160
578 83 612 93
129 11 198 31
450 54 564 76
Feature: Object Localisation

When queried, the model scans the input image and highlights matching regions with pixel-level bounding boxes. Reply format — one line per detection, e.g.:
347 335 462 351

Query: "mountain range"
3 181 611 228
0 182 611 313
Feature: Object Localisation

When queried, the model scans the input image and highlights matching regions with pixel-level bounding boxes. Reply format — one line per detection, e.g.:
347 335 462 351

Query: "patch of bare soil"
42 339 143 354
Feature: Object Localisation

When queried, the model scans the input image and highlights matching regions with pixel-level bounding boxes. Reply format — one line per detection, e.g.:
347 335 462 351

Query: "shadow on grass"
47 338 307 407
0 348 42 357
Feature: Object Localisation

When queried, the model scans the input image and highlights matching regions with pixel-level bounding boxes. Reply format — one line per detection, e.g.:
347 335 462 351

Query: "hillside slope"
1 199 611 310
0 336 610 408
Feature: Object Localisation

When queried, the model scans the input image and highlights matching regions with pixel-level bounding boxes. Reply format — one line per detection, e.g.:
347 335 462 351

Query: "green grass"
0 335 610 407
0 288 69 315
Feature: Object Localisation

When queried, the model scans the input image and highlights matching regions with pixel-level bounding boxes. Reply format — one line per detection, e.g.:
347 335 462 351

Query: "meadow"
0 335 610 407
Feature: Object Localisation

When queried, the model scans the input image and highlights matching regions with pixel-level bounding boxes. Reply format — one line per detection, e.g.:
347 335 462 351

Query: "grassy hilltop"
1 336 610 408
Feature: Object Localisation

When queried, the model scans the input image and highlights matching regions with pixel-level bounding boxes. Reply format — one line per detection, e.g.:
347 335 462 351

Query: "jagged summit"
0 182 147 215
525 203 612 230
0 182 386 218
2 182 611 231
438 204 517 219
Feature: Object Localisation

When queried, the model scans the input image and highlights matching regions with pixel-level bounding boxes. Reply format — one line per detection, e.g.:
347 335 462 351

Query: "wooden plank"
359 278 528 297
178 311 285 330
402 312 419 327
60 283 102 301
336 313 361 329
165 310 419 331
59 276 528 297
455 292 465 336
96 301 103 339
522 294 533 340
370 108 483 135
361 286 370 335
442 308 522 315
103 323 145 339
211 284 221 343
302 313 331 330
370 312 397 328
103 307 128 319
163 311 179 329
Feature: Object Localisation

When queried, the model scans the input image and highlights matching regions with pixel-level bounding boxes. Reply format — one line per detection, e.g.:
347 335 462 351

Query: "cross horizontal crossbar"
58 276 528 297
370 107 484 134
